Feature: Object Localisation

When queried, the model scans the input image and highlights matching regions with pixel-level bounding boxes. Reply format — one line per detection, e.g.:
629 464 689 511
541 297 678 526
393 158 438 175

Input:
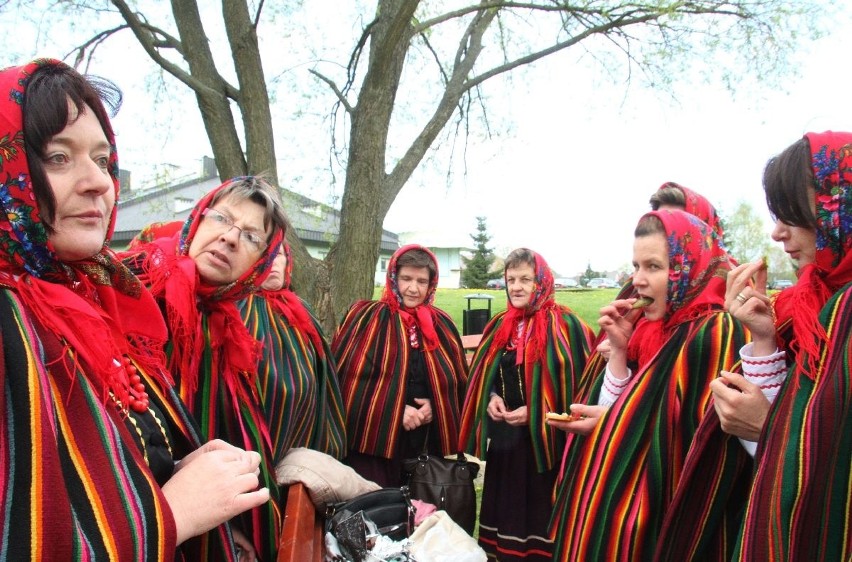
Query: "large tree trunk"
326 0 418 328
170 0 246 179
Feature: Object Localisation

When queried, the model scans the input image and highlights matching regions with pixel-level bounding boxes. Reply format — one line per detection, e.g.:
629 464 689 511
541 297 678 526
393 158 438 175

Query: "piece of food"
545 411 582 422
760 255 768 270
631 296 654 309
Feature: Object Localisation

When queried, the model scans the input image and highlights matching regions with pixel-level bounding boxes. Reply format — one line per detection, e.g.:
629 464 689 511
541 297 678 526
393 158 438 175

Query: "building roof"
113 164 399 252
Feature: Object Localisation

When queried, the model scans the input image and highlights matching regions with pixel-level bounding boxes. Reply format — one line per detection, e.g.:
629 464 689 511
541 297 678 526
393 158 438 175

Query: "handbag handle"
419 426 471 464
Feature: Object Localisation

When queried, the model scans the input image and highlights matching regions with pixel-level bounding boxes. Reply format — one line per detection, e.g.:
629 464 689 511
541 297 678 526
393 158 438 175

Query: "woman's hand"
403 405 421 430
232 527 257 562
546 404 608 435
413 397 433 424
598 300 641 378
711 371 771 441
163 440 270 545
503 405 528 426
726 260 777 355
487 394 508 422
597 300 639 351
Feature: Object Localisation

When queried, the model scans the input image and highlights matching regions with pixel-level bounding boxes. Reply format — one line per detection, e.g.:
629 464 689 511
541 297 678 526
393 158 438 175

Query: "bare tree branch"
109 0 240 100
417 31 451 86
253 0 265 28
413 1 579 33
68 25 128 68
309 69 355 113
386 7 496 199
462 11 663 93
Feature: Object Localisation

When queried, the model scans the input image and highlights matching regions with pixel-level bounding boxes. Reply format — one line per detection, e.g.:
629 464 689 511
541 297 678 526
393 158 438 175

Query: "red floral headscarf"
492 249 558 364
627 209 731 368
773 131 852 380
261 242 324 352
380 244 441 350
657 181 726 241
0 59 168 407
123 179 284 398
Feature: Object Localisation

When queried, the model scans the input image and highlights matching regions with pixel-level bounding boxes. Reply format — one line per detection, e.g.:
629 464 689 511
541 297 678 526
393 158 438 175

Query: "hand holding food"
546 404 609 435
545 411 585 423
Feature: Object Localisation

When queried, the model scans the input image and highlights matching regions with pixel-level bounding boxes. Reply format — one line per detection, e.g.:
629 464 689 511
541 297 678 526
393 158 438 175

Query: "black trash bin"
462 293 493 335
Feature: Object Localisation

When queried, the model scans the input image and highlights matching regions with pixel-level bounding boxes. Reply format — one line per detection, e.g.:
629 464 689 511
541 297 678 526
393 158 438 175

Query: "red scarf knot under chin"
626 302 719 372
398 305 439 351
492 300 555 366
16 263 170 410
203 297 264 400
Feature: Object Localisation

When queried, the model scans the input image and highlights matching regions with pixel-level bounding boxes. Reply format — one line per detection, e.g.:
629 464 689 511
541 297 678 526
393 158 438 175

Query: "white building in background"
394 230 473 289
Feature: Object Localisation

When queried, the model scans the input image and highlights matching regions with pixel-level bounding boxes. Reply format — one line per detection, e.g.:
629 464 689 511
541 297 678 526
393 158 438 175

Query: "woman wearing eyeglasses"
122 177 288 561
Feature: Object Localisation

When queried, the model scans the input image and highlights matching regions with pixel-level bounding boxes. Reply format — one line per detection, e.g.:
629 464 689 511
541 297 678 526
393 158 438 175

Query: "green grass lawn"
376 287 620 332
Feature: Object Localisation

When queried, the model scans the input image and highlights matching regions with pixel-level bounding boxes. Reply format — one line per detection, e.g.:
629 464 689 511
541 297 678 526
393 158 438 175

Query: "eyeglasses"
201 208 267 252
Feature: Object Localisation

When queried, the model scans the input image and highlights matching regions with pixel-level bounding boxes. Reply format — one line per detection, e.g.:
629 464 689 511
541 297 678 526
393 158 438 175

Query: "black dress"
478 349 558 561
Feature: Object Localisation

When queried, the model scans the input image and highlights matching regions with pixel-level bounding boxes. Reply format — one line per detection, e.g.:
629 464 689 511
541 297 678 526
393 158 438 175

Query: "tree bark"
326 0 419 328
170 0 246 179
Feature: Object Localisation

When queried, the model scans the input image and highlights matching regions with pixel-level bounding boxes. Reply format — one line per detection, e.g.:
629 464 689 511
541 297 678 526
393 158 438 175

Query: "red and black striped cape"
458 305 594 472
332 299 468 458
0 289 239 560
549 311 747 561
240 292 347 460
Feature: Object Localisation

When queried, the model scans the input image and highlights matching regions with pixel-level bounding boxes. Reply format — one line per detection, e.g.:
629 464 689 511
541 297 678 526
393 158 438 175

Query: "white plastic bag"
408 510 486 562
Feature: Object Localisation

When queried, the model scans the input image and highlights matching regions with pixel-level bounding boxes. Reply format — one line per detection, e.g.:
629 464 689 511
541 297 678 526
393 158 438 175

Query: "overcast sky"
5 3 852 277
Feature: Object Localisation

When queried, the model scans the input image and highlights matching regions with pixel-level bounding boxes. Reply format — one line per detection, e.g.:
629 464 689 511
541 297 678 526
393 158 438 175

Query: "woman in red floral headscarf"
580 182 729 398
658 131 852 562
650 181 727 241
459 248 594 562
121 177 286 561
239 242 347 460
0 60 266 560
332 244 468 487
548 209 747 562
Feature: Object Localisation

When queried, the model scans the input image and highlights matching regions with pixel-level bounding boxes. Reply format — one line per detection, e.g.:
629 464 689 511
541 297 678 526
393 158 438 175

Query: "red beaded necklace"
115 356 150 413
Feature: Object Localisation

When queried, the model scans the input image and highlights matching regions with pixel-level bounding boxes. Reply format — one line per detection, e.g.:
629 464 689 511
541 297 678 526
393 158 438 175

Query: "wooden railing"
277 482 323 562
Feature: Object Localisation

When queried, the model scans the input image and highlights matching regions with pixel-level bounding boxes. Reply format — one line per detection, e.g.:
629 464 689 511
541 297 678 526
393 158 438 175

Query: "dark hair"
396 248 436 282
208 176 288 241
504 247 536 272
763 138 817 229
22 64 122 231
635 214 666 238
649 185 686 211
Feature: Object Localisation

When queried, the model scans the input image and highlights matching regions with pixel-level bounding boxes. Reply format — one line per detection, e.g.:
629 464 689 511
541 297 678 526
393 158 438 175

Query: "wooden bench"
278 482 323 562
461 333 482 365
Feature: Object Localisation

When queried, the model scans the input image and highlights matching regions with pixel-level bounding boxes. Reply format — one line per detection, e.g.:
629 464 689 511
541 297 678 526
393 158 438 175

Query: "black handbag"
402 452 480 534
325 486 415 561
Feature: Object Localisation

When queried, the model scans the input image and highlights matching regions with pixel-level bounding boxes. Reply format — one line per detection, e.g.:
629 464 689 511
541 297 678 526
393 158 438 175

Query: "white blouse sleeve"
737 342 788 457
597 364 633 407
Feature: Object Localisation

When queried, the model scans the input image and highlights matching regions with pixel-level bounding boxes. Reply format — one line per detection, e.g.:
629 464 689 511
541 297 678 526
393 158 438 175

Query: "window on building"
173 197 195 214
